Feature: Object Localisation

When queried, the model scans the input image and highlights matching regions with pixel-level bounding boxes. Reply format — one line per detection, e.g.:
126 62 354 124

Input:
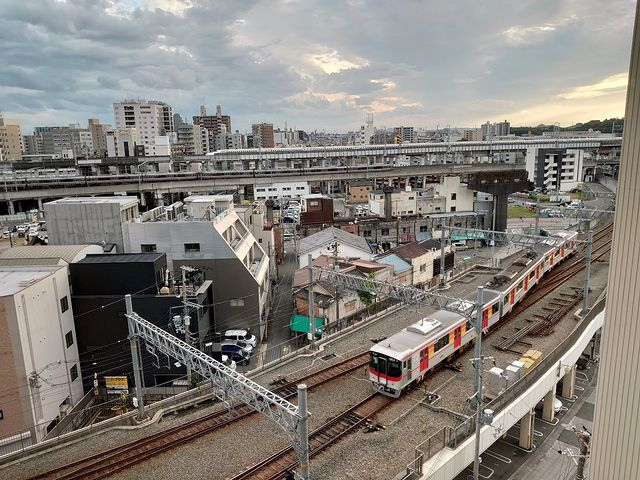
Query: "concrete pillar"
155 192 165 206
37 198 43 211
519 410 535 449
7 201 14 215
561 365 576 400
542 389 556 422
494 193 509 231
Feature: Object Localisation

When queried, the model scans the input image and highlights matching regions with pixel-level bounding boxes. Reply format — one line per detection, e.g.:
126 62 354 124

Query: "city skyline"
0 0 635 133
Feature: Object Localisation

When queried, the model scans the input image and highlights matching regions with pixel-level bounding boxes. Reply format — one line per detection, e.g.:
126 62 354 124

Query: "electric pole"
472 286 484 479
307 254 315 349
180 265 195 384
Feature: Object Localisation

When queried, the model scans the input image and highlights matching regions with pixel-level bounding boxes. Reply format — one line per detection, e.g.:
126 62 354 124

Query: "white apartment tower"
113 100 174 156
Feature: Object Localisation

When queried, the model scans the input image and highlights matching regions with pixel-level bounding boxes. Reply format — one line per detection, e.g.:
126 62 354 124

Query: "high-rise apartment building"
88 118 111 157
177 123 209 155
0 114 23 161
193 104 232 150
393 126 415 144
22 134 42 155
251 123 275 148
113 100 174 155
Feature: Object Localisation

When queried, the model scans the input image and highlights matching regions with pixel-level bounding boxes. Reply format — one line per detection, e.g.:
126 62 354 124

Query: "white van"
224 329 258 348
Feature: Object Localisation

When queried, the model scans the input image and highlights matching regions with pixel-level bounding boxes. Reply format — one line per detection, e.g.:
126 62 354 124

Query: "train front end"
369 347 405 398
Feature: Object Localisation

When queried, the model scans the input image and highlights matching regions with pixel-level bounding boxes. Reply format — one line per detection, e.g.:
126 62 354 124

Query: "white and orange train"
369 230 578 398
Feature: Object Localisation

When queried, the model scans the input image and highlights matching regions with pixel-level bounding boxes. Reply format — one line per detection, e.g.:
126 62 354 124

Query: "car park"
536 396 563 413
224 328 258 348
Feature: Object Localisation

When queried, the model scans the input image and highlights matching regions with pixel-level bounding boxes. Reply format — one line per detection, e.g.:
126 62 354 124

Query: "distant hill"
511 118 624 136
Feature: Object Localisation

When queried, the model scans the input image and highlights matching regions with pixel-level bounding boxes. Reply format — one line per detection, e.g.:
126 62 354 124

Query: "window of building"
381 228 390 235
420 225 429 232
70 364 78 381
184 243 200 253
60 296 69 313
65 331 74 348
451 193 457 200
363 229 372 237
0 409 4 420
230 298 245 307
451 206 456 212
420 264 427 273
258 238 262 243
141 244 157 253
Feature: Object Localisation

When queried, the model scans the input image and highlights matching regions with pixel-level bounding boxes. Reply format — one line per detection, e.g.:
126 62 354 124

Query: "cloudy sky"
0 0 636 134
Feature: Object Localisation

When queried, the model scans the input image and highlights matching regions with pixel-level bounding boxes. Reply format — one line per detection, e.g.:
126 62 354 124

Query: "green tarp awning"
289 315 324 334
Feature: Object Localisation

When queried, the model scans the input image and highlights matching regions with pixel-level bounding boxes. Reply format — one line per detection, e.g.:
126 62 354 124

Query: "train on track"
369 230 578 398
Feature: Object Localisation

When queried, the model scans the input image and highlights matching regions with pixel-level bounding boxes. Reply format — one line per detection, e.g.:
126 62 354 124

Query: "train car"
369 230 578 398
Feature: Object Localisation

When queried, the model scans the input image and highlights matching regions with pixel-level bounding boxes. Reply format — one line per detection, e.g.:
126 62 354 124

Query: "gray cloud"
0 0 635 133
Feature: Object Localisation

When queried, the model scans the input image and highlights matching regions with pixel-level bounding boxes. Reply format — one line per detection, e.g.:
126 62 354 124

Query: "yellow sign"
104 376 129 391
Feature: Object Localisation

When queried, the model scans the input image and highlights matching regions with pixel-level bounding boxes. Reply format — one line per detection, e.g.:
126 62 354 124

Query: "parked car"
224 328 258 348
1 230 10 238
221 344 251 364
221 339 253 356
536 396 563 413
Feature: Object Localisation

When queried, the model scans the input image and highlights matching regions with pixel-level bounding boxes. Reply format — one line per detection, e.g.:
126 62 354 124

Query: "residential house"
298 227 373 268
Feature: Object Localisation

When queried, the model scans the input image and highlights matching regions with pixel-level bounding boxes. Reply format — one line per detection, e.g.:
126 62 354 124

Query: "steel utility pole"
125 294 145 421
440 223 446 286
472 286 484 480
534 195 540 236
181 266 192 384
307 254 315 349
583 230 593 313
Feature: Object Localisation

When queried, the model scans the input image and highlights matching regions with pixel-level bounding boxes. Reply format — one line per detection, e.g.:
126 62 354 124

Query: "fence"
400 295 606 479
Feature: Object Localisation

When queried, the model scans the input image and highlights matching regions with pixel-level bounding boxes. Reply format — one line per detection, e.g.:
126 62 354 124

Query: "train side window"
407 358 412 371
491 303 499 314
517 281 524 291
466 320 472 331
529 271 535 279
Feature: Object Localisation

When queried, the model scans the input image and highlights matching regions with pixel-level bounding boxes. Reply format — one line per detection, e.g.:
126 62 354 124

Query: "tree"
357 272 377 314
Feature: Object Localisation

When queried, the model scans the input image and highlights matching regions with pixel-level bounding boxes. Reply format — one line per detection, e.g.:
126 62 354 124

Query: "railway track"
230 393 392 480
29 351 370 480
494 222 613 352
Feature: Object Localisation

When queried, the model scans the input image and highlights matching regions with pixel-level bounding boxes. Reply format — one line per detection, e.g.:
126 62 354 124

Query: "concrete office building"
254 182 309 200
252 123 275 148
44 197 140 253
591 3 640 478
22 134 42 156
106 128 139 158
347 179 374 203
0 114 22 161
122 198 271 338
0 266 83 447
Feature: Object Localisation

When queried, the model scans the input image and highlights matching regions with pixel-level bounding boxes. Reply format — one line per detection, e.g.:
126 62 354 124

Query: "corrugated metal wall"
591 3 640 478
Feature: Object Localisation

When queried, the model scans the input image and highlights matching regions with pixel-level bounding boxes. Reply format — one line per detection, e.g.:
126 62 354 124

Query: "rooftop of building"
77 253 165 264
44 196 139 208
298 226 372 255
383 241 429 260
0 245 104 264
0 266 64 297
183 194 234 203
374 252 412 274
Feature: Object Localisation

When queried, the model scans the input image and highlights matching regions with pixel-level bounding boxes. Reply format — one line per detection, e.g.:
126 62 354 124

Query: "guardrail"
401 295 606 479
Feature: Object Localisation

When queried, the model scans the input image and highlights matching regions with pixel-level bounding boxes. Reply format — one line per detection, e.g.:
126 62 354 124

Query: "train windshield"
370 352 401 377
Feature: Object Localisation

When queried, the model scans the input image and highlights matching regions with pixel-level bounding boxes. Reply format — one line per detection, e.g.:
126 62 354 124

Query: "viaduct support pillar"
493 193 508 232
542 389 556 422
155 191 165 207
7 201 14 215
37 198 43 211
519 410 535 450
561 365 576 400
